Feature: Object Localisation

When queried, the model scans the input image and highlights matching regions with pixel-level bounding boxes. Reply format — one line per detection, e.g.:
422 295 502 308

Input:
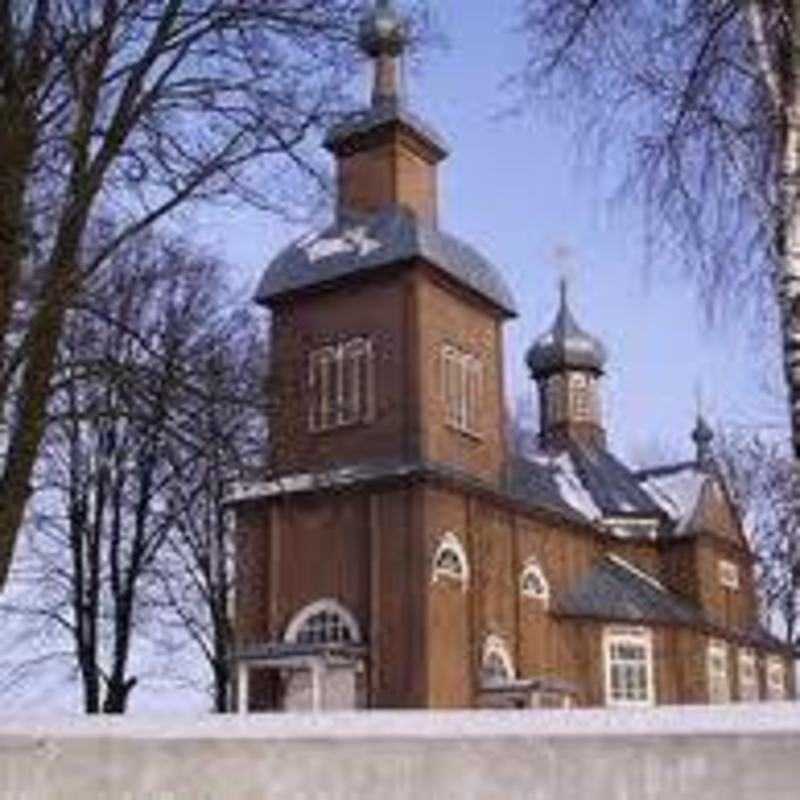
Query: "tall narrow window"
309 337 375 432
603 627 654 707
707 639 731 704
570 373 589 420
766 657 787 701
441 344 483 436
738 648 758 702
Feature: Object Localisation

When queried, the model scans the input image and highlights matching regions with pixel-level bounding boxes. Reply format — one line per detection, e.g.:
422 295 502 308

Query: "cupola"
323 0 448 224
526 281 607 449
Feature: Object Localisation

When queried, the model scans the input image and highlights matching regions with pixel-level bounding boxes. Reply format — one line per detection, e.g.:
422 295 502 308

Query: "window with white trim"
481 634 514 686
707 639 731 703
603 626 654 707
520 558 549 603
431 532 469 588
766 657 787 701
737 648 759 702
284 599 362 645
309 337 375 432
441 344 483 436
718 559 740 590
570 373 589 420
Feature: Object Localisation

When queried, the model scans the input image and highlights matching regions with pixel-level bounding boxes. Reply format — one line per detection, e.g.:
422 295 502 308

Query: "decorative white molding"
284 598 362 644
481 634 515 685
431 532 470 589
520 557 550 604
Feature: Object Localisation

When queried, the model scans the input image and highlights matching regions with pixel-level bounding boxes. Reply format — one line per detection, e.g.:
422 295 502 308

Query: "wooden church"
229 0 795 712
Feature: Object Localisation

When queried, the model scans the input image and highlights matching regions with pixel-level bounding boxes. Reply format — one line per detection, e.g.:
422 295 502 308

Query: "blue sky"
191 0 789 468
5 0 792 715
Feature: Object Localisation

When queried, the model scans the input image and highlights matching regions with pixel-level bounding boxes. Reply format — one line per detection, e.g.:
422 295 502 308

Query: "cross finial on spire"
359 0 407 109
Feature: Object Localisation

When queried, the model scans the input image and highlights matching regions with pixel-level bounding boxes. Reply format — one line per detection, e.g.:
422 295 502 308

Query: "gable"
689 476 749 550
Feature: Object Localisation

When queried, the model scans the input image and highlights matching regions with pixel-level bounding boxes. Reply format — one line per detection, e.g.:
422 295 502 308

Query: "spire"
692 413 714 470
358 0 407 110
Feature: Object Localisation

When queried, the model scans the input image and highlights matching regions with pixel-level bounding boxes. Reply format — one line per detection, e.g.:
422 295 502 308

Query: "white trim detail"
284 598 362 645
718 559 740 591
606 554 667 593
738 648 759 702
431 532 470 588
603 626 655 708
309 337 375 432
767 656 787 701
707 639 731 704
441 343 483 437
520 557 550 604
481 634 515 686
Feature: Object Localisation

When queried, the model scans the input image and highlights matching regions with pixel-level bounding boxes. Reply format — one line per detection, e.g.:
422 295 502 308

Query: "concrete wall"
0 704 798 799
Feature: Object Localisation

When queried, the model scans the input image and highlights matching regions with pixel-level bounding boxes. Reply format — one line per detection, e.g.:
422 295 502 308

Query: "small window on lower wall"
767 657 787 701
707 639 731 703
737 648 759 702
603 627 654 707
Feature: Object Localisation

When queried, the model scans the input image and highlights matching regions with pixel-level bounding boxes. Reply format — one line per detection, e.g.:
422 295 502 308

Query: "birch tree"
517 2 800 455
0 0 369 588
717 431 800 654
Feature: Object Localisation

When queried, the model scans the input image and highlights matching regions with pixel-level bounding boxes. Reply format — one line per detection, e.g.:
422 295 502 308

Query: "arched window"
520 558 549 604
431 532 469 588
481 634 515 686
284 599 362 645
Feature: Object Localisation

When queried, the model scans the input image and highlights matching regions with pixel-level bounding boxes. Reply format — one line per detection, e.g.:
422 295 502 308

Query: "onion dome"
359 0 408 58
526 281 607 379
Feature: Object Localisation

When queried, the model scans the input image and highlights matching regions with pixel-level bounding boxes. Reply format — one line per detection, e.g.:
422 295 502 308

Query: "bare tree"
717 430 800 654
154 306 266 712
1 234 253 712
0 0 376 587
516 2 800 455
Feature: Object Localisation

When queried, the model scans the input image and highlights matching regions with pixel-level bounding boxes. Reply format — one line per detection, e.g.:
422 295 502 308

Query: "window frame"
308 337 375 433
737 648 759 703
603 626 655 708
441 343 484 438
707 638 731 704
284 598 362 645
718 559 740 591
766 656 787 701
520 557 550 605
431 532 470 589
481 634 515 687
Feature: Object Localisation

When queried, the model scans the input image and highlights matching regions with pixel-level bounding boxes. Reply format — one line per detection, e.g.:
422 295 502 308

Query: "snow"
302 226 382 263
528 451 602 522
641 468 707 534
1 703 798 741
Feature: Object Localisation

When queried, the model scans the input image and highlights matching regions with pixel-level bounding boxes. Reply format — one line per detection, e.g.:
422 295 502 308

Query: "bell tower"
324 0 447 224
526 281 607 449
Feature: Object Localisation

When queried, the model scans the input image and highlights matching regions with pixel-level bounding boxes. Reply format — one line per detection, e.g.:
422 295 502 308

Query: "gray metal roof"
323 101 449 158
526 281 607 378
508 442 665 524
566 441 665 518
255 206 517 315
556 556 704 626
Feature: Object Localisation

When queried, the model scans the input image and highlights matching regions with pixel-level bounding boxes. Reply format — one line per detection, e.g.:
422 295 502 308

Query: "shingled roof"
555 555 704 626
255 206 517 316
